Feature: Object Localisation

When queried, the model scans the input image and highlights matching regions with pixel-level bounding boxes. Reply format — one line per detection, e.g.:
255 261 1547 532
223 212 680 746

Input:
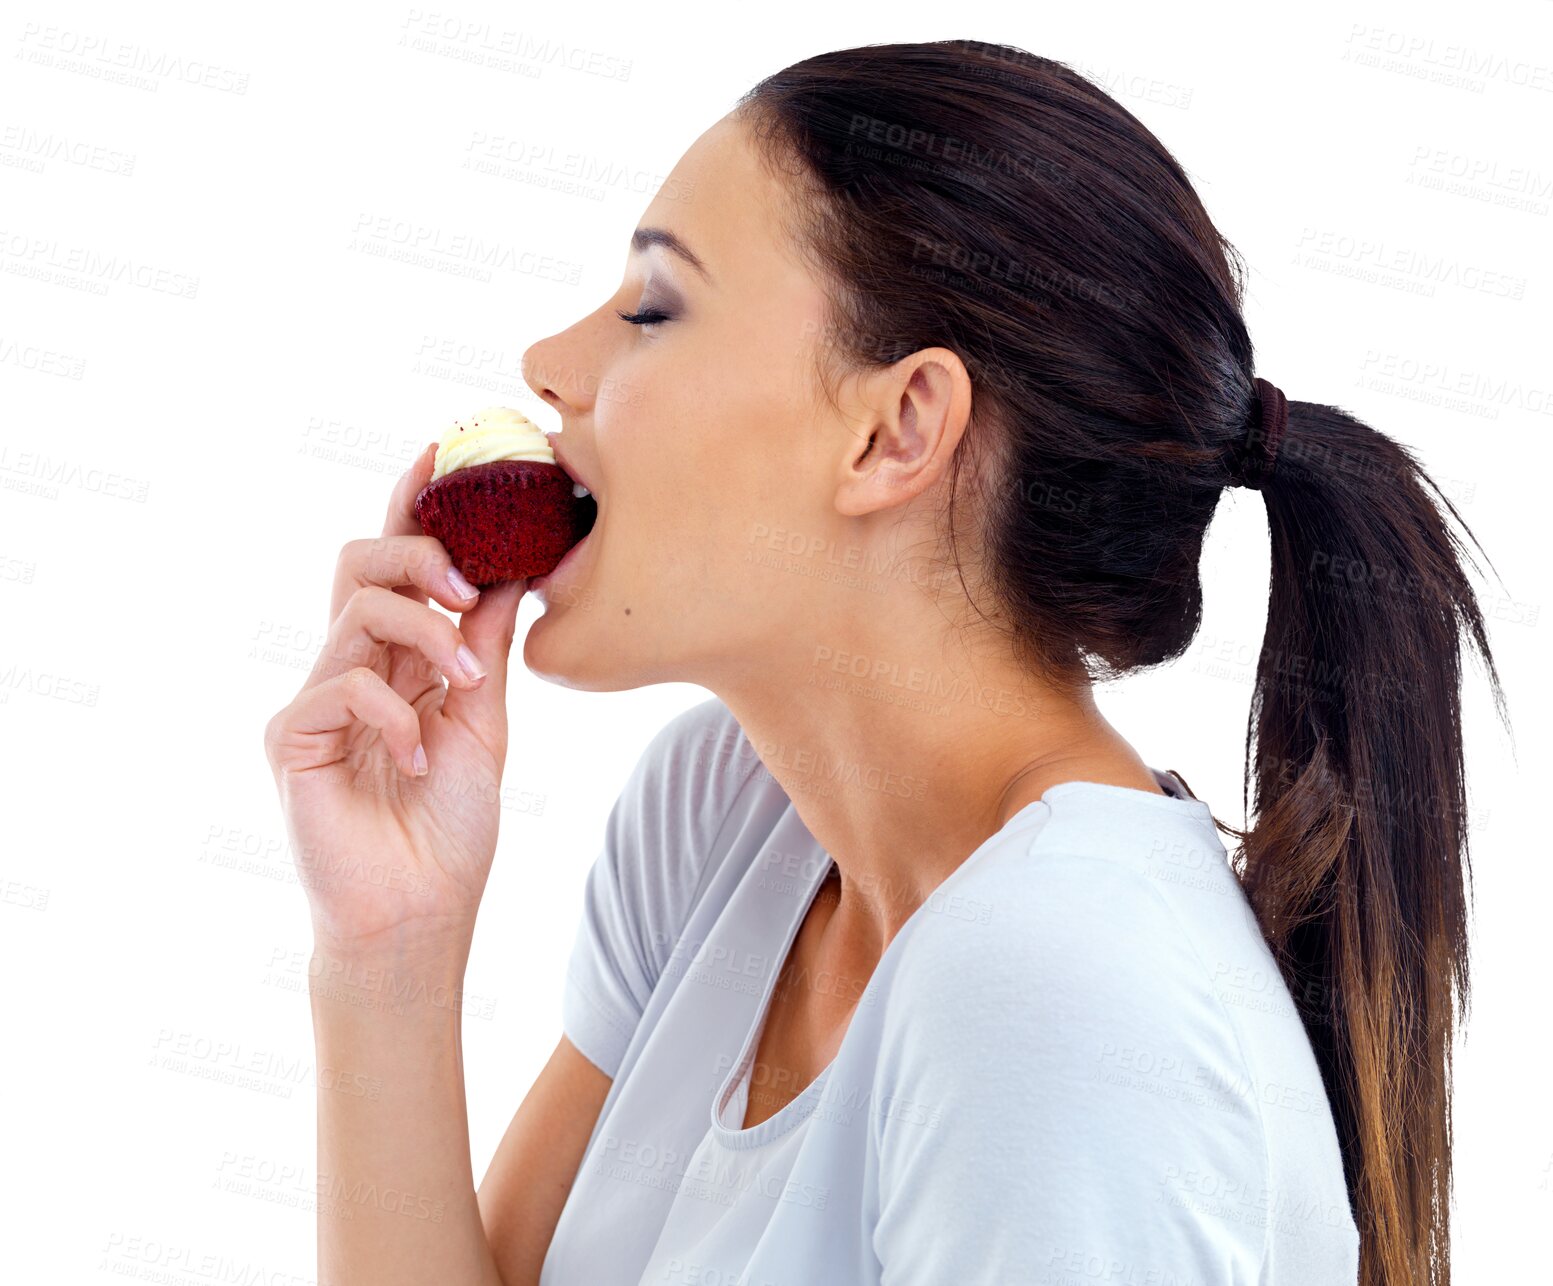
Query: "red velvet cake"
413 408 597 588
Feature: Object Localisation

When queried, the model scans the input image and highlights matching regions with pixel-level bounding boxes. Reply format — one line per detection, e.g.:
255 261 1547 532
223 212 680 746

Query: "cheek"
593 336 810 586
600 452 771 608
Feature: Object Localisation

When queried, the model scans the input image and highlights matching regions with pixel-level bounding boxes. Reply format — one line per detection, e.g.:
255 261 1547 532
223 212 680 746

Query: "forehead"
635 113 808 284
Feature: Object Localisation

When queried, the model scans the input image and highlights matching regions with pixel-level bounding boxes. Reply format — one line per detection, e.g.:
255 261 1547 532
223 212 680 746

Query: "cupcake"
413 407 597 587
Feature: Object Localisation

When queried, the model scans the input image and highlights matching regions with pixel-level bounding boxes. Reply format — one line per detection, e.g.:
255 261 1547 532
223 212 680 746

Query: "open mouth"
534 482 599 590
574 487 599 540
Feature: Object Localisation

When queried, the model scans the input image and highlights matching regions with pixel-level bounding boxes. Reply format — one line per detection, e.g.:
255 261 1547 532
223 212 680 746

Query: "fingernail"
456 644 486 682
412 743 428 776
447 566 479 601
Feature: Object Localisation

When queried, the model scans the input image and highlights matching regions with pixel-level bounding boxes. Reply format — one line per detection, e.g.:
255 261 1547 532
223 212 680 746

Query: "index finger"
384 440 440 604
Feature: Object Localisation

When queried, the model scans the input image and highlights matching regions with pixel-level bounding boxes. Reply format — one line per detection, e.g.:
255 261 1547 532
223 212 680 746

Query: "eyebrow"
631 226 712 283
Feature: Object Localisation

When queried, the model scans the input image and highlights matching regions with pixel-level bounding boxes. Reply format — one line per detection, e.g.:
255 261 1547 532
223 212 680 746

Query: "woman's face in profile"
519 112 875 692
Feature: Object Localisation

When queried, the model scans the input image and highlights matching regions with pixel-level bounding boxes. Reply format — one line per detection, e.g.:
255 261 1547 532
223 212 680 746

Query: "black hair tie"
1227 378 1289 491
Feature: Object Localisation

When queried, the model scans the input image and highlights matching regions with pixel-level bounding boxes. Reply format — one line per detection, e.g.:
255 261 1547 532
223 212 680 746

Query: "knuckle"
342 665 379 693
441 616 468 652
261 712 284 759
401 536 445 583
342 534 398 579
360 535 397 578
339 582 389 623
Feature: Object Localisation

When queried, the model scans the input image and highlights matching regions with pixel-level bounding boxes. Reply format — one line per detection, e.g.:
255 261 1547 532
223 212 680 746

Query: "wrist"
310 911 477 963
308 918 475 1016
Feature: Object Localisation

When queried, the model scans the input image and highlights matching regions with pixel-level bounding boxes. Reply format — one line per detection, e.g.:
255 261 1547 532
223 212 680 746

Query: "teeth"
572 482 592 499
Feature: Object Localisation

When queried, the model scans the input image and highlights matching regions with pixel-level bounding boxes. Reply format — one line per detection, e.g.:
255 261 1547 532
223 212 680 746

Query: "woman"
263 41 1505 1286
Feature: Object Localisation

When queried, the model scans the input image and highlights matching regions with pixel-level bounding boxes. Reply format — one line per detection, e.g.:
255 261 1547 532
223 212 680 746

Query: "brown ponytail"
737 38 1510 1284
1231 401 1507 1285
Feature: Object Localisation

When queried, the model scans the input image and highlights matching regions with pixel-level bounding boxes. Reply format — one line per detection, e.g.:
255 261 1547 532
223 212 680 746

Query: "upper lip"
548 435 598 497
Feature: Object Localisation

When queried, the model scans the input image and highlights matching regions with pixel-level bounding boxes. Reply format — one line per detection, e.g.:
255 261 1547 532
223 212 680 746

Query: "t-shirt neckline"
708 791 1059 1149
708 767 1210 1148
709 850 838 1149
1041 767 1212 813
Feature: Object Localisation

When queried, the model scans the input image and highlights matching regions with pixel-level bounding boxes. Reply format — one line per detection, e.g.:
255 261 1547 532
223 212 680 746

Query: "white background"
2 0 1548 1280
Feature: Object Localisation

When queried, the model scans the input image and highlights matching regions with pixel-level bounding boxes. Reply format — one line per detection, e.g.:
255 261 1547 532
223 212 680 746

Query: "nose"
520 342 562 417
522 325 600 424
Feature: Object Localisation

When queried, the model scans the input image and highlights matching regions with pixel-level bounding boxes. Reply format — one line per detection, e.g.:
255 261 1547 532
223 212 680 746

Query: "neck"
712 617 1163 961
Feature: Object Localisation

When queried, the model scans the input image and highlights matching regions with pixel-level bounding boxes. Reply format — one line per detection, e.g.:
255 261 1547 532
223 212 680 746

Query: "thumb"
442 577 528 743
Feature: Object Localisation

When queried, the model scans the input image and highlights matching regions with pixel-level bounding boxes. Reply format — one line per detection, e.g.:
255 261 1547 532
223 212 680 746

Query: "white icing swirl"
430 406 554 480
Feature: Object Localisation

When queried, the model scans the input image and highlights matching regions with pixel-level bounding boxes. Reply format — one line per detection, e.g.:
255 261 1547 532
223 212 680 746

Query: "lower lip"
531 525 595 591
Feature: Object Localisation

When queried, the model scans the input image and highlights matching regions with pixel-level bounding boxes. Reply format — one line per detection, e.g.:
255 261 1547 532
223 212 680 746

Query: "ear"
835 348 972 518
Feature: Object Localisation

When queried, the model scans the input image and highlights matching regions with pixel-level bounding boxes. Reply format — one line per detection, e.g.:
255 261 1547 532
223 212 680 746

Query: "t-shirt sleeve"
871 852 1269 1284
560 696 762 1080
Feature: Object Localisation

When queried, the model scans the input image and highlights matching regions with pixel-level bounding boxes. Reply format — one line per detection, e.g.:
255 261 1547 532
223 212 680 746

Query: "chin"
522 606 599 691
522 600 693 693
520 604 629 692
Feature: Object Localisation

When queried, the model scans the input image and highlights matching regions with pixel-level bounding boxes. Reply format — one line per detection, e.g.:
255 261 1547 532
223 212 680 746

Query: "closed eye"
616 307 673 327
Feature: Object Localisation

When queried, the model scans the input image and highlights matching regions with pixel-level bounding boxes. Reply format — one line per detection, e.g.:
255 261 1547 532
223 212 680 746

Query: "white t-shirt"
539 696 1360 1285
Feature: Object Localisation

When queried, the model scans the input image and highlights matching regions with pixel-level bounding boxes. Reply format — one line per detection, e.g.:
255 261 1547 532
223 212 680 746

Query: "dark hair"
737 40 1509 1286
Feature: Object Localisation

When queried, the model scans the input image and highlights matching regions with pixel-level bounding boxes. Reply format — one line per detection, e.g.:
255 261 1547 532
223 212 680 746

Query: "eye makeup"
615 278 680 328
